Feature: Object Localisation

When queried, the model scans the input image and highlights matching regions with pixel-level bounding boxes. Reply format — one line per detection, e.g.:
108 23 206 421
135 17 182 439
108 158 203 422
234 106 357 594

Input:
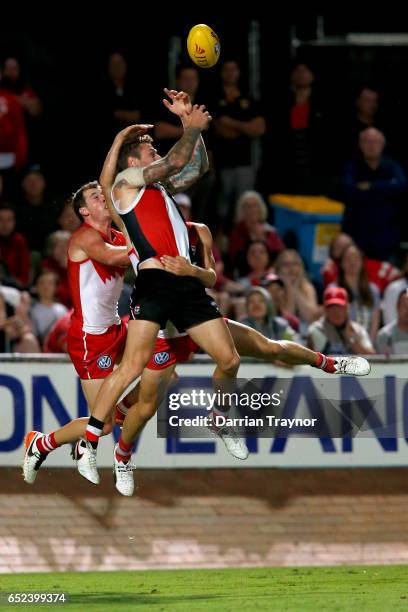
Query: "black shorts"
129 269 221 331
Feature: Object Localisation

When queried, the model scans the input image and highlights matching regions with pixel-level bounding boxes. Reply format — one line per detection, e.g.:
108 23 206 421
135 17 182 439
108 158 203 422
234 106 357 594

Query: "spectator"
1 57 43 163
237 241 274 289
155 65 212 223
322 232 400 294
57 198 81 234
0 289 40 353
0 202 31 286
272 62 328 193
275 249 321 332
262 272 300 332
41 230 71 308
335 244 381 342
17 166 59 252
154 65 201 153
228 190 284 276
208 243 246 317
321 232 354 287
1 57 42 119
241 286 299 342
383 252 408 325
342 127 407 261
211 60 266 223
30 270 68 346
43 308 73 353
0 67 27 196
307 287 375 355
376 289 408 355
104 52 141 138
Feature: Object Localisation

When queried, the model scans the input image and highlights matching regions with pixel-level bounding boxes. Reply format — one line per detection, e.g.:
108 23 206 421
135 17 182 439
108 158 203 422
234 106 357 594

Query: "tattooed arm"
163 136 209 194
156 88 209 192
142 106 211 184
162 146 207 194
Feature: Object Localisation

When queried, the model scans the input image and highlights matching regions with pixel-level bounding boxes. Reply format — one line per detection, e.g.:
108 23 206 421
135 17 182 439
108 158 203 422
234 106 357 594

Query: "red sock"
36 433 59 454
314 352 336 374
115 435 132 463
122 397 132 409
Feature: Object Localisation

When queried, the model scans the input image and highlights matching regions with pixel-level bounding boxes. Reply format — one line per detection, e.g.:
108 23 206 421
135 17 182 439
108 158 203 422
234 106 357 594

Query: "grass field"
1 566 407 611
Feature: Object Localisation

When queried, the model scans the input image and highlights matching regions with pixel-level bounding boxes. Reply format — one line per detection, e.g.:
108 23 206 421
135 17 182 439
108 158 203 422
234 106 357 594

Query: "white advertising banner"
0 357 407 468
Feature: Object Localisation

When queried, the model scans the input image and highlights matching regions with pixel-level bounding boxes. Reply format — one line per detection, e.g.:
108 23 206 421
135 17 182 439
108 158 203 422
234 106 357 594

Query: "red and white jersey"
68 225 126 334
112 182 190 267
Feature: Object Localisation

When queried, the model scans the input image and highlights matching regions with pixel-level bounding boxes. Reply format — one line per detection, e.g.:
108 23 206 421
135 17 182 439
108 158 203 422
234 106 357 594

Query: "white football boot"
113 444 136 496
208 416 249 460
333 356 371 376
72 438 100 485
22 431 48 484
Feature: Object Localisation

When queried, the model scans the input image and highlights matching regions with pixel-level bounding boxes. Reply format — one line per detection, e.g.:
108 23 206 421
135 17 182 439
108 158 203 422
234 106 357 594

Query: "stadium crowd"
1 54 408 356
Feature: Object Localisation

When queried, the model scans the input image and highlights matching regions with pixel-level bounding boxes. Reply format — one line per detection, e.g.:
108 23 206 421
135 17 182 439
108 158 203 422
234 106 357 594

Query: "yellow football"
187 24 220 69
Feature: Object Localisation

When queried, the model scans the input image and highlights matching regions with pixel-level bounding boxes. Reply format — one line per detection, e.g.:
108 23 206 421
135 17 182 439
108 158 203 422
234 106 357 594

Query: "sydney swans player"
22 179 139 484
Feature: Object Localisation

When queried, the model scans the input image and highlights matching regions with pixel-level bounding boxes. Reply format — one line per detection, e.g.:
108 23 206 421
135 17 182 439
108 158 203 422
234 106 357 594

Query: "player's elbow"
207 272 217 288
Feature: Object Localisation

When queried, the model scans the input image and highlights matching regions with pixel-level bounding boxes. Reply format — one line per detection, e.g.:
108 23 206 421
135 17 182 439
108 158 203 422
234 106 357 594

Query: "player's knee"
220 351 240 375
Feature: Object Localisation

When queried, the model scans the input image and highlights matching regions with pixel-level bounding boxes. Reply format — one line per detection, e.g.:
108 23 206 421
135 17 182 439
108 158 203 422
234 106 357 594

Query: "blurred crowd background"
2 13 408 357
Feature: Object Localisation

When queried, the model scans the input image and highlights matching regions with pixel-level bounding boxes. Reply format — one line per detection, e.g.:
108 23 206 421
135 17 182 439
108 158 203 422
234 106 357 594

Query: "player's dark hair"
71 181 99 221
117 135 153 173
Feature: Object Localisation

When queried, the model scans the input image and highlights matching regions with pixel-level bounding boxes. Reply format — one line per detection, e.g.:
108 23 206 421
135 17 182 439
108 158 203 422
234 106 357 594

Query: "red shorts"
67 320 127 380
147 335 198 370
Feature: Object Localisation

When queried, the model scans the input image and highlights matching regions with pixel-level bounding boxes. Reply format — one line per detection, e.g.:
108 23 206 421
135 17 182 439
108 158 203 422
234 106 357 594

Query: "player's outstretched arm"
159 89 209 193
142 105 211 184
100 124 153 229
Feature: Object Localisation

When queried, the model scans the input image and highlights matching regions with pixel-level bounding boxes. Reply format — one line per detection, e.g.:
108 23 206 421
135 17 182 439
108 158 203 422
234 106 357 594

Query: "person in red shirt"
0 202 31 286
0 69 27 196
43 308 73 353
1 57 42 164
41 230 72 307
322 232 401 294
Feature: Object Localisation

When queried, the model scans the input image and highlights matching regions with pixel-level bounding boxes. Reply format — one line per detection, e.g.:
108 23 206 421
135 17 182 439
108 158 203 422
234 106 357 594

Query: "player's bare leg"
77 320 159 484
23 376 140 485
226 320 370 375
113 365 176 496
186 318 248 460
89 320 160 427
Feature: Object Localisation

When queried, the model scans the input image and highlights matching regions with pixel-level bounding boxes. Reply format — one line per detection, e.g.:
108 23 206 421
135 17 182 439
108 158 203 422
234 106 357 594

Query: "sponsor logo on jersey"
97 355 112 369
154 351 170 365
133 305 141 316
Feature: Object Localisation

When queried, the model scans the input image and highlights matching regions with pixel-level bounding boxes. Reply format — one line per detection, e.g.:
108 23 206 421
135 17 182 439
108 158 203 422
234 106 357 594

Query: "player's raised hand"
183 104 212 131
114 123 154 144
163 88 193 117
